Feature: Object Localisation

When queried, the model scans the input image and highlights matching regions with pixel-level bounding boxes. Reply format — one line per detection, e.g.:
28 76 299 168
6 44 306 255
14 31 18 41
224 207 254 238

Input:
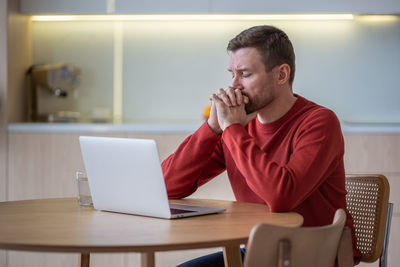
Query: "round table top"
0 198 303 253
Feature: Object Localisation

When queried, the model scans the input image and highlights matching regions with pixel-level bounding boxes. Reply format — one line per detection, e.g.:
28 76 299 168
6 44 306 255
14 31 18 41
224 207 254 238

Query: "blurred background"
1 1 400 267
28 16 400 125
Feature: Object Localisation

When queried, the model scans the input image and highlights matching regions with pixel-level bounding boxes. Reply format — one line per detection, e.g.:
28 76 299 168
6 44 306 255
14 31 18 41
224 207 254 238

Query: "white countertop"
340 122 400 134
8 123 201 134
7 122 400 134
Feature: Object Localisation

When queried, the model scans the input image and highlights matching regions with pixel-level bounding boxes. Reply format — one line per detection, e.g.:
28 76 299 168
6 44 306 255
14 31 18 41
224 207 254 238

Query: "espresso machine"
27 64 81 122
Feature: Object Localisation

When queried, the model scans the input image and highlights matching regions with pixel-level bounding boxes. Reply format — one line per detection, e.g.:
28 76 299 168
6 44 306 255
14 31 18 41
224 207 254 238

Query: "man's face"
228 47 277 114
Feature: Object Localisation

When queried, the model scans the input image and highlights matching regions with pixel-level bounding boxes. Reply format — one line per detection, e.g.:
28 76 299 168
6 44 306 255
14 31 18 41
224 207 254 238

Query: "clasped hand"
208 87 256 134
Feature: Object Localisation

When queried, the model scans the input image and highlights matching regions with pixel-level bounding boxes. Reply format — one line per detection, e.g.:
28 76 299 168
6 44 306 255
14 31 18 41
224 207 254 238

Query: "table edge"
0 198 303 253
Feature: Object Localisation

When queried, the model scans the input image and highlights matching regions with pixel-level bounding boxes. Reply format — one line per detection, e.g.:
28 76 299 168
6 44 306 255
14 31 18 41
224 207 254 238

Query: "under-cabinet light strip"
31 14 355 22
112 21 123 124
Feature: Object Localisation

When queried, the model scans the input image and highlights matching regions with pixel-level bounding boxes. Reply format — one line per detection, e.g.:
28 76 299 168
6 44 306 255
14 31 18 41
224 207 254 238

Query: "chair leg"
380 203 393 267
80 253 90 267
140 252 155 267
278 239 291 267
223 245 243 267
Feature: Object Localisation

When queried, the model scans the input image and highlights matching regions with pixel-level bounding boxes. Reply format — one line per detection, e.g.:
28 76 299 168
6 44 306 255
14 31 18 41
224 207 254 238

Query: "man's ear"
276 64 291 85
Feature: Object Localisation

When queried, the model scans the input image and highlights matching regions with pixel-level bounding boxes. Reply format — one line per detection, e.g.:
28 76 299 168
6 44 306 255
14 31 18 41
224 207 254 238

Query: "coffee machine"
27 64 81 122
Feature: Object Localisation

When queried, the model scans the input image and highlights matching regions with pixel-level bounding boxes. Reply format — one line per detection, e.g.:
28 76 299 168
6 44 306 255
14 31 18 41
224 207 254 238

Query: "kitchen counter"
7 123 201 134
340 122 400 134
7 122 400 134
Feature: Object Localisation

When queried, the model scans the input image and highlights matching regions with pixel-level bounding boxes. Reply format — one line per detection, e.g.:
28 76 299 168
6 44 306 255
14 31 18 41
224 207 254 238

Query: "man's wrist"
207 120 223 135
221 121 239 131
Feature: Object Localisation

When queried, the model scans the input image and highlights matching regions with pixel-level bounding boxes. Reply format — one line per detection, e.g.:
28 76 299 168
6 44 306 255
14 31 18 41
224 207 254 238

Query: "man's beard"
242 92 256 114
245 103 255 114
244 94 274 115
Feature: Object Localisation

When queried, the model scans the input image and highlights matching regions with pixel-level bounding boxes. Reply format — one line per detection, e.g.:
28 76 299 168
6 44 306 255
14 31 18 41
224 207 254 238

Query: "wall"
0 0 7 203
0 0 7 265
31 16 400 124
7 0 32 123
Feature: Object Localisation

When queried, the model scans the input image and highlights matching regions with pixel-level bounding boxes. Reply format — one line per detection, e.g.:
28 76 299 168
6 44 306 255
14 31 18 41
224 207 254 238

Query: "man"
162 25 360 266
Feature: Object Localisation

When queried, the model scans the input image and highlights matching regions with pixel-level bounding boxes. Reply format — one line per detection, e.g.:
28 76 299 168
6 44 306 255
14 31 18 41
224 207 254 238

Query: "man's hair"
227 25 296 86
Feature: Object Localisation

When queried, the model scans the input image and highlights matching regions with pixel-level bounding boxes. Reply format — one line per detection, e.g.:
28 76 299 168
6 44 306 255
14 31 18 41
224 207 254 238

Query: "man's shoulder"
298 95 339 122
295 96 342 133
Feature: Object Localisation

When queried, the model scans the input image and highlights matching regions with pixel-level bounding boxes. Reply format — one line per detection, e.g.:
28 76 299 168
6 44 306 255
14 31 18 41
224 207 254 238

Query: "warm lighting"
354 15 399 23
113 22 123 124
31 14 355 22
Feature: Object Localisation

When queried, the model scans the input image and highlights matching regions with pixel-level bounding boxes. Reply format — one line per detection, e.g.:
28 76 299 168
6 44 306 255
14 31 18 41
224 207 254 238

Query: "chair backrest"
345 174 390 263
244 209 346 267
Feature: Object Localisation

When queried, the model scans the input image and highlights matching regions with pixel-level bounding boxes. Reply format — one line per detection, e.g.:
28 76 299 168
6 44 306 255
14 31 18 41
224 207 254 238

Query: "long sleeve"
162 122 226 199
221 108 344 212
161 94 360 263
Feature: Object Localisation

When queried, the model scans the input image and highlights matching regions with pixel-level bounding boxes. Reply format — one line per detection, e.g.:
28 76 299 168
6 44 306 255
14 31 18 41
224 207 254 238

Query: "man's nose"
231 77 244 90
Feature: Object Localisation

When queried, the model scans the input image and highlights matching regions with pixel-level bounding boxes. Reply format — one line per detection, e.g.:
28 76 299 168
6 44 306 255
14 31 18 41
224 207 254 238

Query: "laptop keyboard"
170 208 195 215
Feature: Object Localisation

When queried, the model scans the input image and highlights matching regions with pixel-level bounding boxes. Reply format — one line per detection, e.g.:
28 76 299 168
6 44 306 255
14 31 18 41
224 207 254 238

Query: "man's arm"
162 90 234 199
162 122 226 199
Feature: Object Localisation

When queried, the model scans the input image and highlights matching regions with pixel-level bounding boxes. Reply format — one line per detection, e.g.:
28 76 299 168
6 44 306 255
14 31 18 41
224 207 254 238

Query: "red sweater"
162 95 360 263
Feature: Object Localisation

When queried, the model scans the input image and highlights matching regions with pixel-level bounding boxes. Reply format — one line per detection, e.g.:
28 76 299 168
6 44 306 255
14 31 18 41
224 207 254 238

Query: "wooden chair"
342 174 393 267
244 209 347 267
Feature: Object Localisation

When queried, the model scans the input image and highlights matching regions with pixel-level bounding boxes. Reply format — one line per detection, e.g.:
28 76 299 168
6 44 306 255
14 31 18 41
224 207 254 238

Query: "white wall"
0 0 8 201
32 16 400 124
0 0 7 265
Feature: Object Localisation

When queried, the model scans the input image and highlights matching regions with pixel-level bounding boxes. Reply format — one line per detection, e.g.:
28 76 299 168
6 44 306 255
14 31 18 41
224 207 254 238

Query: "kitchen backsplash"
32 16 400 124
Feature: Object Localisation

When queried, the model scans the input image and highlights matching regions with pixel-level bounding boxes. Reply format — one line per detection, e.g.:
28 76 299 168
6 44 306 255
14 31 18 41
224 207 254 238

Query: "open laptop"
79 136 225 219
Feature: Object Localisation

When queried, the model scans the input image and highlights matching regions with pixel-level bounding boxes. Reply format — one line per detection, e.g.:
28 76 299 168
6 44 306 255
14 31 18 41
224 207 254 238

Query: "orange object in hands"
203 104 211 119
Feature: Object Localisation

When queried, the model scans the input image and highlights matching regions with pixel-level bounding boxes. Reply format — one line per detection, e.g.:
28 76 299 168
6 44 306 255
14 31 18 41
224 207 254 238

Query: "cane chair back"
345 174 391 265
244 209 346 267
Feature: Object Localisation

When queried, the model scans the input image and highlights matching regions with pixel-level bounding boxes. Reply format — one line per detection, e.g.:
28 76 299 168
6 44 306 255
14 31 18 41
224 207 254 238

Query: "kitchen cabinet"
20 0 109 14
20 0 400 14
209 0 400 14
115 0 210 14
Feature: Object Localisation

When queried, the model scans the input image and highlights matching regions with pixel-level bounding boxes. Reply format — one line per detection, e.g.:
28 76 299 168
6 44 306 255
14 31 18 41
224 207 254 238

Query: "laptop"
79 136 225 219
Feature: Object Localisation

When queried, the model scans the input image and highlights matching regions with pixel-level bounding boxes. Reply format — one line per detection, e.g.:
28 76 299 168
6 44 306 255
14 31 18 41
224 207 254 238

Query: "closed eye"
229 69 251 79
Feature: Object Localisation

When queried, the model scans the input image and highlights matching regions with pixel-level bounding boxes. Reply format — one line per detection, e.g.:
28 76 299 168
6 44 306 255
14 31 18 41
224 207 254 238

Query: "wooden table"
0 198 303 267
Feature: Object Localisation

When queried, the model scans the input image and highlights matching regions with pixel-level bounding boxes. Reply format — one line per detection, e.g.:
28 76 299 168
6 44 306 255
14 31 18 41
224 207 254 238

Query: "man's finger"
218 88 233 107
211 93 224 106
226 87 238 106
234 89 243 105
